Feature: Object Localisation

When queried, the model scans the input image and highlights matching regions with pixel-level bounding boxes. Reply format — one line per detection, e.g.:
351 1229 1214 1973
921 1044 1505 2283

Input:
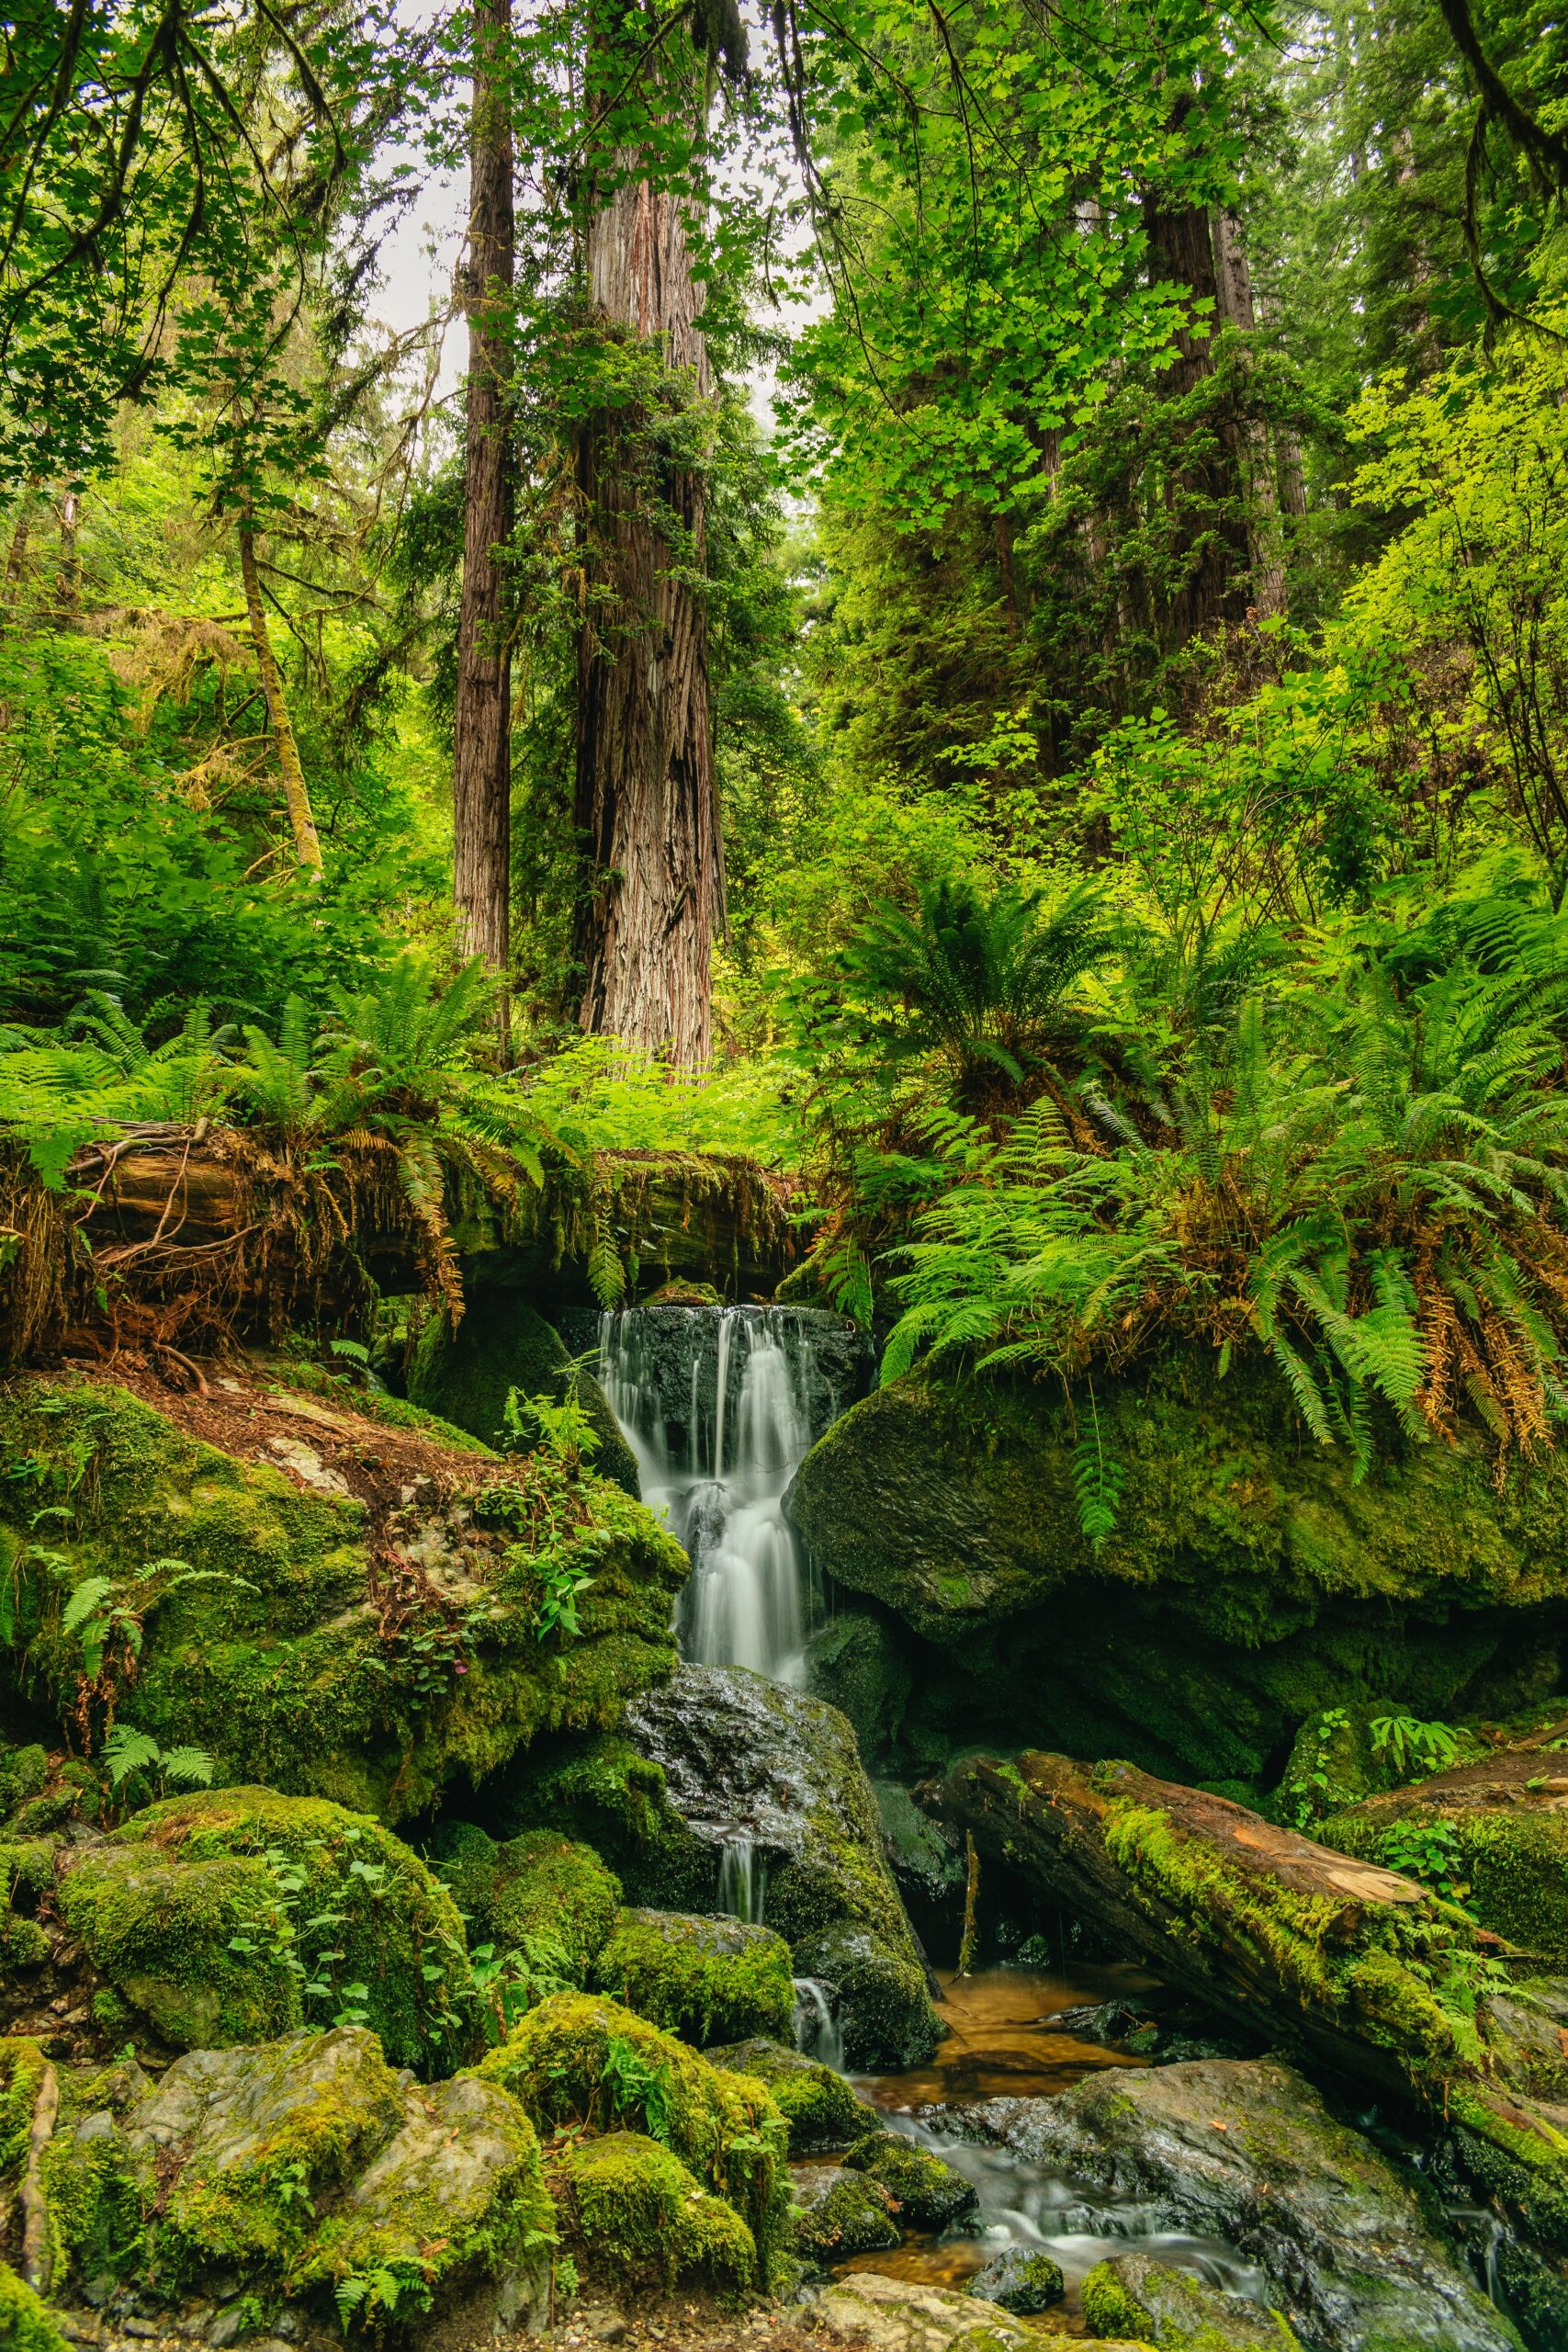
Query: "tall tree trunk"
238 513 323 874
1213 209 1287 619
453 0 515 988
573 138 721 1068
1142 195 1253 641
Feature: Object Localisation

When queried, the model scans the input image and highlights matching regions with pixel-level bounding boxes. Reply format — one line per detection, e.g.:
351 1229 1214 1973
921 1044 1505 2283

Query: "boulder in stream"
790 2160 901 2263
704 2035 879 2154
501 1663 942 2067
1082 2252 1301 2350
591 1905 797 2046
950 2056 1522 2352
966 2245 1065 2314
843 2130 979 2228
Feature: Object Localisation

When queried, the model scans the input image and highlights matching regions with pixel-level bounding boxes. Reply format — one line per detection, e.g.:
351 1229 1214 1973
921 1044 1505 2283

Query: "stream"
592 1306 1348 2331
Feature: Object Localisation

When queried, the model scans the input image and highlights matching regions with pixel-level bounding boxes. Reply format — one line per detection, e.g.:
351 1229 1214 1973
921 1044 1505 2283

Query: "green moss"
472 1990 788 2282
0 1376 687 1826
408 1294 640 1495
493 1834 622 1980
62 1788 473 2072
0 2038 49 2176
592 1909 795 2047
704 2039 876 2155
792 2166 900 2265
843 2132 977 2228
150 2028 409 2285
0 1743 49 1822
788 1358 1568 1783
1323 1798 1568 1966
1081 2259 1301 2350
427 1820 502 1924
261 1360 494 1452
0 2261 72 2352
553 2130 755 2294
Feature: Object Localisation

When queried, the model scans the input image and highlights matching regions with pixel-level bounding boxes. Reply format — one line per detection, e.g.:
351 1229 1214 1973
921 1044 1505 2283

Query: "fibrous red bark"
453 0 515 985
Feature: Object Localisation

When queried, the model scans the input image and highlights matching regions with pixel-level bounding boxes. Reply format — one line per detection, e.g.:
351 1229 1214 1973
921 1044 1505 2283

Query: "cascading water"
598 1304 856 1685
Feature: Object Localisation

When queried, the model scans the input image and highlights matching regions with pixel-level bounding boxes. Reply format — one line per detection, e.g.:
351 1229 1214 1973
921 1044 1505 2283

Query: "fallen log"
931 1751 1568 2246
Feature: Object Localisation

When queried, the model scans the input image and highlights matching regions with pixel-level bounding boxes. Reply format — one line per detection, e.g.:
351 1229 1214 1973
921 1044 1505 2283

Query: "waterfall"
717 1833 765 1925
793 1977 845 2070
597 1304 848 1686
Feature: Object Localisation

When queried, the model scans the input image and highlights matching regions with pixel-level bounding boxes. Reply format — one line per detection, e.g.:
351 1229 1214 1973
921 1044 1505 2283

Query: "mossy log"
931 1750 1568 2247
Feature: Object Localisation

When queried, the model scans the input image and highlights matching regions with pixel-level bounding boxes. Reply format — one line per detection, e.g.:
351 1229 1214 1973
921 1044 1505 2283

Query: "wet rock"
804 1611 913 1775
591 1907 796 2047
784 1362 1568 1786
966 2246 1064 2314
843 2132 978 2229
950 2056 1521 2352
408 1292 640 1496
789 2163 900 2264
501 1664 941 2067
703 2036 878 2154
1082 2253 1300 2349
813 2270 1139 2352
874 1780 966 1941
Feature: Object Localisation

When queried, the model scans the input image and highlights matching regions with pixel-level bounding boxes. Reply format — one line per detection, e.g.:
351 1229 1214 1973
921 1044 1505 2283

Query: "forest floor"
78 2302 870 2352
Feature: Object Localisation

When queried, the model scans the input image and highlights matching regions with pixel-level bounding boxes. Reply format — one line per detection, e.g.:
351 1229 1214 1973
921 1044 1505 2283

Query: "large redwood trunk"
453 0 515 981
573 159 721 1069
1142 194 1254 639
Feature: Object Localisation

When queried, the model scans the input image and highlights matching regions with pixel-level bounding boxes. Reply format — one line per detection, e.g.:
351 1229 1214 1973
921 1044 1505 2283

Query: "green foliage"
1378 1816 1473 1905
1371 1715 1463 1779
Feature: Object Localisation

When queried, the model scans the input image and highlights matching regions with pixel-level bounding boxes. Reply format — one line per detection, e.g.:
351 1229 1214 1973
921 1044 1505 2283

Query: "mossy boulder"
57 1788 472 2073
968 2246 1065 2314
92 2025 555 2335
785 1362 1568 1783
552 2129 755 2294
1320 1747 1568 1966
471 1990 788 2283
502 1665 941 2068
0 2263 72 2352
790 2160 900 2264
1082 2256 1301 2350
0 1374 687 1824
960 2056 1522 2352
429 1824 621 1982
408 1293 640 1495
844 2131 977 2229
704 2037 877 2154
591 1908 795 2047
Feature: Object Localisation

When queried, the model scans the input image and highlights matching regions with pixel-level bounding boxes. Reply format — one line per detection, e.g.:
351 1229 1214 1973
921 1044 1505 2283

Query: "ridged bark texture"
1142 195 1254 639
574 172 720 1069
453 0 515 978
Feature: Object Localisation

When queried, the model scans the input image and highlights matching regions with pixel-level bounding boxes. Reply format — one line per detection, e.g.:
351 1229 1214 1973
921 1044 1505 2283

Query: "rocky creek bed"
5 1311 1568 2352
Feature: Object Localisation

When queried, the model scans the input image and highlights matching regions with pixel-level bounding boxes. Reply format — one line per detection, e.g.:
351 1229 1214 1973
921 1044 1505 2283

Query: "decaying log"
931 1751 1568 2245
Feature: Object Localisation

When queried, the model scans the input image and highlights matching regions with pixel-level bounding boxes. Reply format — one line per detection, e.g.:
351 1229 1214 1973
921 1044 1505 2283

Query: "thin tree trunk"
55 488 81 617
573 122 721 1069
453 0 515 990
238 514 323 875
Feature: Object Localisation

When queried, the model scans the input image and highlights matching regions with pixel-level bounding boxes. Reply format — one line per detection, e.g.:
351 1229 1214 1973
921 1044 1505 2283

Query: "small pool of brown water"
837 1964 1263 2331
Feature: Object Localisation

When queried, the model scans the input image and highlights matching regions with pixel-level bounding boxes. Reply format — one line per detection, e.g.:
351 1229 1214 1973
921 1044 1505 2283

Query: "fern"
1070 1389 1123 1552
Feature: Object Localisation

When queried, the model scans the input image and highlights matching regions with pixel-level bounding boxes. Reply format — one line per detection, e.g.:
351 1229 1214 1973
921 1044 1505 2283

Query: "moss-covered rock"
0 1374 687 1824
0 2262 72 2352
502 1666 941 2068
1320 1747 1568 1966
815 2269 1081 2351
704 2037 877 2154
471 1990 788 2284
430 1824 622 1983
552 2129 755 2294
1082 2256 1301 2350
94 2025 555 2334
843 2132 977 2229
591 1908 795 2047
408 1293 640 1495
785 1362 1568 1783
967 2246 1065 2314
57 1788 472 2073
790 2160 900 2264
963 2055 1522 2352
